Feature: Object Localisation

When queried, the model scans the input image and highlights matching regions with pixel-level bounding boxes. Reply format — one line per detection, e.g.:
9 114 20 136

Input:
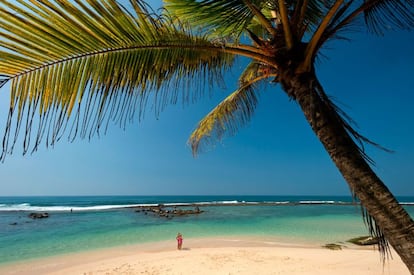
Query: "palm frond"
363 0 414 34
319 0 357 45
313 80 392 165
189 62 277 154
246 7 274 38
360 201 391 260
265 0 334 40
0 0 235 161
163 0 273 39
320 0 414 48
300 0 345 72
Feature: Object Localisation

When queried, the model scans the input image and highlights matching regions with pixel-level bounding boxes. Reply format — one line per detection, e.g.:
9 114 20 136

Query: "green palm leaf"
189 61 277 154
164 0 271 39
318 0 414 49
0 0 235 161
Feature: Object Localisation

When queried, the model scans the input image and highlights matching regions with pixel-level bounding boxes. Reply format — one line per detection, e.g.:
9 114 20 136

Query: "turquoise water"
1 196 413 265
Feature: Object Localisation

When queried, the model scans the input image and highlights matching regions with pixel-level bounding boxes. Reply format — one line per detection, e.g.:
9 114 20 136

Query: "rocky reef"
322 235 379 250
28 212 49 219
135 205 204 218
347 236 379 246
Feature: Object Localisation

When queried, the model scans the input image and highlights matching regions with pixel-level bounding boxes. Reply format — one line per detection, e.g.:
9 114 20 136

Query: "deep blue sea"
1 195 413 265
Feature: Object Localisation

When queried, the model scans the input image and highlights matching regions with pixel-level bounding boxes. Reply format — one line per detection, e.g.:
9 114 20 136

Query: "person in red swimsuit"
176 233 183 250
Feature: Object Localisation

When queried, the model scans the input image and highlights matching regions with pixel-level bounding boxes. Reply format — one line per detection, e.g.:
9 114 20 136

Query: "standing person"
176 233 183 250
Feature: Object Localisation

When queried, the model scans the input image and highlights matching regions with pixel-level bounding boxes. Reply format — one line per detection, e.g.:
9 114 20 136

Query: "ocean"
1 195 413 265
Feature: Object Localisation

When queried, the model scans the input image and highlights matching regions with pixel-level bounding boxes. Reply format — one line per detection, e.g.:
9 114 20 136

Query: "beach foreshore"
0 237 409 275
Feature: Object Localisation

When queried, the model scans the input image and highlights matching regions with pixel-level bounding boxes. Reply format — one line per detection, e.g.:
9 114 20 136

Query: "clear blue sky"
0 1 413 196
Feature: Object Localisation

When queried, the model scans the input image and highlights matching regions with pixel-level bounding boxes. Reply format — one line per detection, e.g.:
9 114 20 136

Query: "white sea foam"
1 199 409 212
0 201 247 211
0 203 142 212
219 200 239 204
163 202 192 207
299 200 336 204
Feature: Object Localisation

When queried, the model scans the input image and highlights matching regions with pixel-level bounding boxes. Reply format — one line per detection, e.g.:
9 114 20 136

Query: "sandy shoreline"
0 237 409 275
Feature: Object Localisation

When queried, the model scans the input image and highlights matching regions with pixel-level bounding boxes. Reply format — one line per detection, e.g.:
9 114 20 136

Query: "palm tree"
0 0 413 272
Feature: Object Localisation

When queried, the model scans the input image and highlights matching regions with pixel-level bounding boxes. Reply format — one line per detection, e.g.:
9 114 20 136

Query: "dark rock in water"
347 236 379 246
323 243 343 250
135 205 204 218
9 222 18 226
28 212 49 219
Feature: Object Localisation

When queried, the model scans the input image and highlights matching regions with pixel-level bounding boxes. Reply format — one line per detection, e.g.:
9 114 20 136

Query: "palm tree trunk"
281 72 414 273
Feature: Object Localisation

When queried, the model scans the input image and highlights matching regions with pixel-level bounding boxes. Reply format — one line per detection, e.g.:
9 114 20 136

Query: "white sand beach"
0 237 409 275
